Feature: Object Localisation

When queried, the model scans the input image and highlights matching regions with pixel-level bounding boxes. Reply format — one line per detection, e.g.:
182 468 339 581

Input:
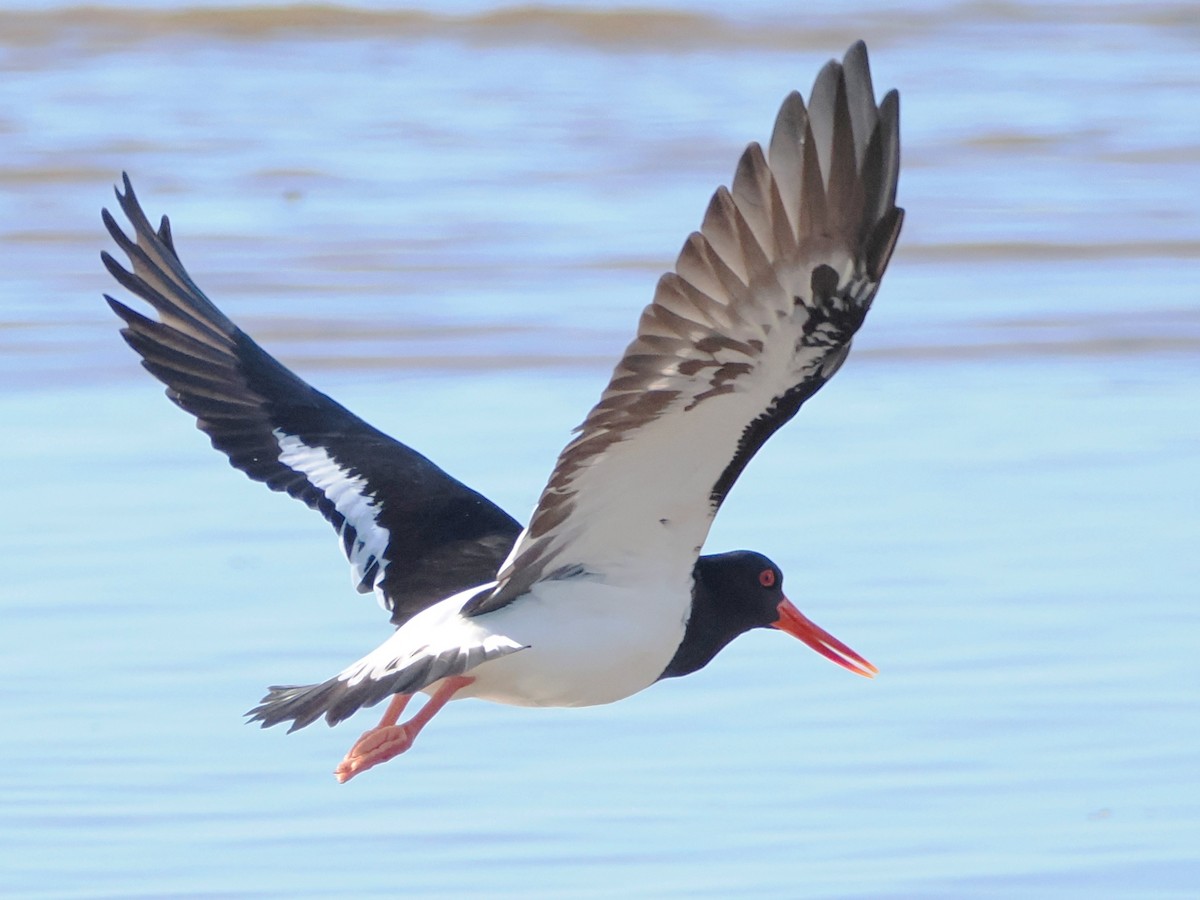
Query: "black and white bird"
104 41 902 783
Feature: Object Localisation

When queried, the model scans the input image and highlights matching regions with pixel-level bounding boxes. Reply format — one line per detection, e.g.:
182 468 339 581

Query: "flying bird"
104 41 902 783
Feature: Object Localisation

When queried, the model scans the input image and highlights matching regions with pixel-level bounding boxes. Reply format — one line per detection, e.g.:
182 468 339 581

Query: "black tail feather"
245 679 378 733
246 667 425 733
245 639 527 733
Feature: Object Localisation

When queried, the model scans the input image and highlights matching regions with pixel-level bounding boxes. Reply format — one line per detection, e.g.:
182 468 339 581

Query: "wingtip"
103 293 131 319
113 171 147 225
843 39 869 69
812 57 845 91
99 249 126 281
100 206 124 243
158 213 175 252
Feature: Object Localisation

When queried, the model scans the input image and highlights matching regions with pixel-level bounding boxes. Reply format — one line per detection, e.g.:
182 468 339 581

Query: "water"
1 2 1198 897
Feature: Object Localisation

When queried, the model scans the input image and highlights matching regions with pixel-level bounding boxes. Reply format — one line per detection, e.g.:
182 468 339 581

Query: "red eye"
758 569 776 588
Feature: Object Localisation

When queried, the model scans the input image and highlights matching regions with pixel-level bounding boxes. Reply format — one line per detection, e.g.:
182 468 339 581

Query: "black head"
658 550 877 681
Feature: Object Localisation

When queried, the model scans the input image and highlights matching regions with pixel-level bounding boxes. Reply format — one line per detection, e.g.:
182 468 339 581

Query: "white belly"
443 577 691 708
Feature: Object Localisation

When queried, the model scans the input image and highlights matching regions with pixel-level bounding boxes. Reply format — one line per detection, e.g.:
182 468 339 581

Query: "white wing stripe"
274 431 392 599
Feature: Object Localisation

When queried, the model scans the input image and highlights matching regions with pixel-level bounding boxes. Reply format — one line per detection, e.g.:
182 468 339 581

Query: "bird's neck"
657 559 737 680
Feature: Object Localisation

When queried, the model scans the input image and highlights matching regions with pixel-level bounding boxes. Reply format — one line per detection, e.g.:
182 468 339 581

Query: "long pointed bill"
772 597 878 678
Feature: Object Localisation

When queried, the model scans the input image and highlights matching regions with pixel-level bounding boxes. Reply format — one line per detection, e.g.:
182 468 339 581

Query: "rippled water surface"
1 2 1198 897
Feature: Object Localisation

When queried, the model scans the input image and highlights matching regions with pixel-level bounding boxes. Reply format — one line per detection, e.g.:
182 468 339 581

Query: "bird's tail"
246 632 526 732
247 679 359 733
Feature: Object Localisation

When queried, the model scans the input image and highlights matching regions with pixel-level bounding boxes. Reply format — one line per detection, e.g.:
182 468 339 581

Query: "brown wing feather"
467 41 903 617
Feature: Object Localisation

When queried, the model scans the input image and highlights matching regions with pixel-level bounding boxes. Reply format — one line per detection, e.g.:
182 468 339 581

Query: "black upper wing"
102 175 521 626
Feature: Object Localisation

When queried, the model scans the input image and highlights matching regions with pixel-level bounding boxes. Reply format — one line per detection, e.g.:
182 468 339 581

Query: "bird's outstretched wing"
103 176 521 626
470 41 902 615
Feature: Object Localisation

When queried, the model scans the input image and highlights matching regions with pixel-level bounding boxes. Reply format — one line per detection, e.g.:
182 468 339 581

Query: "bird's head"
665 550 876 680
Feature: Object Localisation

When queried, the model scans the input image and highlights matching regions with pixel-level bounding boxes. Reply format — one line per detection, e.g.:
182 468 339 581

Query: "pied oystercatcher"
104 41 902 782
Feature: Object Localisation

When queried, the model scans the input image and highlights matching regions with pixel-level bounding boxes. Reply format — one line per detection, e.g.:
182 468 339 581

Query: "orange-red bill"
772 597 877 678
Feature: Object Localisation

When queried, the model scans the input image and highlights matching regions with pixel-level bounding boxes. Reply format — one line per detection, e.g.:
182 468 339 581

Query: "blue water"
1 2 1198 897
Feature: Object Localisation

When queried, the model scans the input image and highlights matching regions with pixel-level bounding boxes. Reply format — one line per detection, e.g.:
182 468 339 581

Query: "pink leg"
334 675 474 783
376 691 413 728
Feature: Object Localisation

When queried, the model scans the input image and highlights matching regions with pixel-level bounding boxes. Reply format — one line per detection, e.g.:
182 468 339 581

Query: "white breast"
448 573 693 708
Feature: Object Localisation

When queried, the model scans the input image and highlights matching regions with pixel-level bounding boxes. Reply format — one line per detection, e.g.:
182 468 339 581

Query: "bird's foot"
335 724 414 784
332 674 474 784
